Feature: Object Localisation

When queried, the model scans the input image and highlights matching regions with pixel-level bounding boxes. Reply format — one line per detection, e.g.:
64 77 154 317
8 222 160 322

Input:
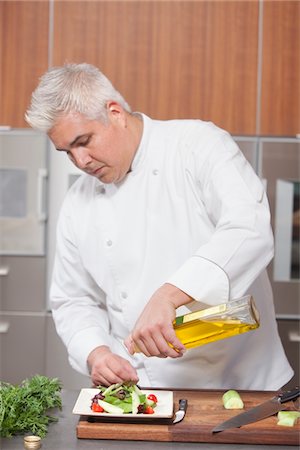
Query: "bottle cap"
23 435 42 449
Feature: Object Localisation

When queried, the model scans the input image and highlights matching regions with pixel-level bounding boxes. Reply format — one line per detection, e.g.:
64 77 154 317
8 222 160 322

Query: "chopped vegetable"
277 411 300 427
91 403 104 413
131 390 140 414
0 375 62 438
97 399 124 414
222 390 244 409
147 394 158 404
144 405 155 414
90 382 158 414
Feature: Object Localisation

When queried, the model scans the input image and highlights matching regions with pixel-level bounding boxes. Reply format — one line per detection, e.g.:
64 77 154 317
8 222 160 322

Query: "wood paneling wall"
0 1 299 136
52 1 259 135
260 1 300 136
0 1 49 128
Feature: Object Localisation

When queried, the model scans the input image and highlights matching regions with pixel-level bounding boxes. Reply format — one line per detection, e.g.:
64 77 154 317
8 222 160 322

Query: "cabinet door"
0 256 45 312
52 1 259 135
0 1 49 127
0 314 46 384
277 319 300 389
0 131 48 255
260 1 300 136
260 139 300 316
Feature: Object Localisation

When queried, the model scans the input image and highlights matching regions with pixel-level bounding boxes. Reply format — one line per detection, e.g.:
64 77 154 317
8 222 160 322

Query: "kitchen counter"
0 390 298 450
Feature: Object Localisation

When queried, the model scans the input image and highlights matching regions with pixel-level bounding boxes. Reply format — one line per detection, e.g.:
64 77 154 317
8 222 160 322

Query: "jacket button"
106 239 113 247
152 169 159 175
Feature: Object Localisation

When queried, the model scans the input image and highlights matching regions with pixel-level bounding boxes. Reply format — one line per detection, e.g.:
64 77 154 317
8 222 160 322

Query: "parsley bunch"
0 375 62 438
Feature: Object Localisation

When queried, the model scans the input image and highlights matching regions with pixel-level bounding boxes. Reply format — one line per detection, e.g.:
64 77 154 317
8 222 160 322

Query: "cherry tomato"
91 402 104 413
144 405 155 414
147 394 158 403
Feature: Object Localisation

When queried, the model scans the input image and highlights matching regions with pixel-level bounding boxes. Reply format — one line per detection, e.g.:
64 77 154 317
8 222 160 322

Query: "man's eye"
79 137 90 146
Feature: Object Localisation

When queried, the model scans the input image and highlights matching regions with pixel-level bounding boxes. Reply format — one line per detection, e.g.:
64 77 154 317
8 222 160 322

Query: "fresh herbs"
0 375 62 438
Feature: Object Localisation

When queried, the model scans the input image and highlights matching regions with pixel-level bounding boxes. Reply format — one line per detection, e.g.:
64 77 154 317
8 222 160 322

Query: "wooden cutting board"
76 389 299 445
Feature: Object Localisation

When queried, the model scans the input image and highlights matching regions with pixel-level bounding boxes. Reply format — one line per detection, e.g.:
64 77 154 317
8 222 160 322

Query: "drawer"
277 319 300 389
0 256 46 311
0 313 46 384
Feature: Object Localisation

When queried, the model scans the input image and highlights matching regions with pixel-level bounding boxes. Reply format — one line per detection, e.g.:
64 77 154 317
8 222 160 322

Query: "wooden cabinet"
0 1 49 127
1 1 298 134
52 1 259 135
260 1 300 136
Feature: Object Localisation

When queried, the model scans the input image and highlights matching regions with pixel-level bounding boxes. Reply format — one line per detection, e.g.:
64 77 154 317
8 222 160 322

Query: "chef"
25 63 293 390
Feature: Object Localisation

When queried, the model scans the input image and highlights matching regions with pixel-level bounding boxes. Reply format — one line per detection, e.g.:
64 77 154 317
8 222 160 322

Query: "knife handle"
178 398 188 411
279 387 300 403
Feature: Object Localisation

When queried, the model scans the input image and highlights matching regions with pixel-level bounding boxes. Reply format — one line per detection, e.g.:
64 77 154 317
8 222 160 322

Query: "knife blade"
173 398 188 424
212 387 300 433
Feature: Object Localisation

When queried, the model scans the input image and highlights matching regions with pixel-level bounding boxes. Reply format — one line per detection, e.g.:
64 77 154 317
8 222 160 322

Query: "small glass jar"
23 435 42 450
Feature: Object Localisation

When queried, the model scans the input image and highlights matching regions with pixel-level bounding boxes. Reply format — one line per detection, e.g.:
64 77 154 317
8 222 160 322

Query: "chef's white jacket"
50 114 293 390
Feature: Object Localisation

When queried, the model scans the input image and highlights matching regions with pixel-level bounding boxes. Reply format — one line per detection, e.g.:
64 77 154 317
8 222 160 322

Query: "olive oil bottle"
173 295 259 349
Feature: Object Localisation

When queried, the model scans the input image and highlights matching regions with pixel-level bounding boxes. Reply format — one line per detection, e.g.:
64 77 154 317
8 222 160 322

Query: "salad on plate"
90 382 158 415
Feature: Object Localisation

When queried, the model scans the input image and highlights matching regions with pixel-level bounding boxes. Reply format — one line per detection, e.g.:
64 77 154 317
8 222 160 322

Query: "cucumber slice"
277 411 300 427
222 390 244 409
131 390 140 414
102 383 122 396
98 399 124 414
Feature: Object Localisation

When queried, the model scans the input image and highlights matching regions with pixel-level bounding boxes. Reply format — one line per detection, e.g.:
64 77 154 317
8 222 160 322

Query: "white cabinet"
0 314 46 384
0 255 47 383
0 256 46 312
0 130 48 255
259 138 300 317
277 319 300 389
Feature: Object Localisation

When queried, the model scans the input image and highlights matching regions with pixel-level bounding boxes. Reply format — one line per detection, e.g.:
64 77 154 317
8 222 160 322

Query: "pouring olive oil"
173 295 259 349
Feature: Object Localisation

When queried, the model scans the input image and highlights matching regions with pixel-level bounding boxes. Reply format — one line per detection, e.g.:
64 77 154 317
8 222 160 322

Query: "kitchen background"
0 0 299 390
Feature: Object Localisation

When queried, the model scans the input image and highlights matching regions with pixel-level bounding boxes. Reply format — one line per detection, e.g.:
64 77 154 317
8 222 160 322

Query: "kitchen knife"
173 398 188 424
212 387 300 433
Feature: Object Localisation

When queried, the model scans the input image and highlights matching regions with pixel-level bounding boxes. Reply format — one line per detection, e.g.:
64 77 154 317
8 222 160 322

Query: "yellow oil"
174 318 259 349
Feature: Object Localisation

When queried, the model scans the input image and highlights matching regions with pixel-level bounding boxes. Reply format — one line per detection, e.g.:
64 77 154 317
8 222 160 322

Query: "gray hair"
25 63 131 132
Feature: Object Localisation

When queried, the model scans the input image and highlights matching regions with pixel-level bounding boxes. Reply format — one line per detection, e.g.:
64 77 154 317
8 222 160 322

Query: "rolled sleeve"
167 255 230 305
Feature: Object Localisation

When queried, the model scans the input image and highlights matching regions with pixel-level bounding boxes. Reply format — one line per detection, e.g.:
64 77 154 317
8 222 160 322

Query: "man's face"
48 104 138 184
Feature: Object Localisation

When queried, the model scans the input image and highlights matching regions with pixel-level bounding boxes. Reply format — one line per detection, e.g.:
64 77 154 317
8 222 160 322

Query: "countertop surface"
0 390 298 450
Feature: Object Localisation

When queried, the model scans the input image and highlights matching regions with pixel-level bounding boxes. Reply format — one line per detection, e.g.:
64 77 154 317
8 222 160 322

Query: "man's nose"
72 147 92 169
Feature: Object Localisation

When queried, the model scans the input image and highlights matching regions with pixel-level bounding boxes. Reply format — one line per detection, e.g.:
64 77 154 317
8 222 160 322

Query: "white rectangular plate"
72 388 174 419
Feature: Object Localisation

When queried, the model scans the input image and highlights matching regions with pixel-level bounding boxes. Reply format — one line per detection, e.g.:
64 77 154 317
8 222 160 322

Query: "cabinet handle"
37 168 48 222
0 321 10 333
288 331 300 343
0 266 9 276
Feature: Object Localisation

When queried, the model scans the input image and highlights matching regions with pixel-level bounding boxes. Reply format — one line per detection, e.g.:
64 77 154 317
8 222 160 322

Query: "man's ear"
106 101 126 122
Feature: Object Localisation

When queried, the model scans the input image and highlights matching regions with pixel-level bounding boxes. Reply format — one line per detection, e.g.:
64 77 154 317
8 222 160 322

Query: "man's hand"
87 345 139 386
124 283 193 358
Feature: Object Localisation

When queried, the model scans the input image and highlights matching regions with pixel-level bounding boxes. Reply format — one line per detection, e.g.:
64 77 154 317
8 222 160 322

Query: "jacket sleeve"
50 197 112 376
167 130 274 305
